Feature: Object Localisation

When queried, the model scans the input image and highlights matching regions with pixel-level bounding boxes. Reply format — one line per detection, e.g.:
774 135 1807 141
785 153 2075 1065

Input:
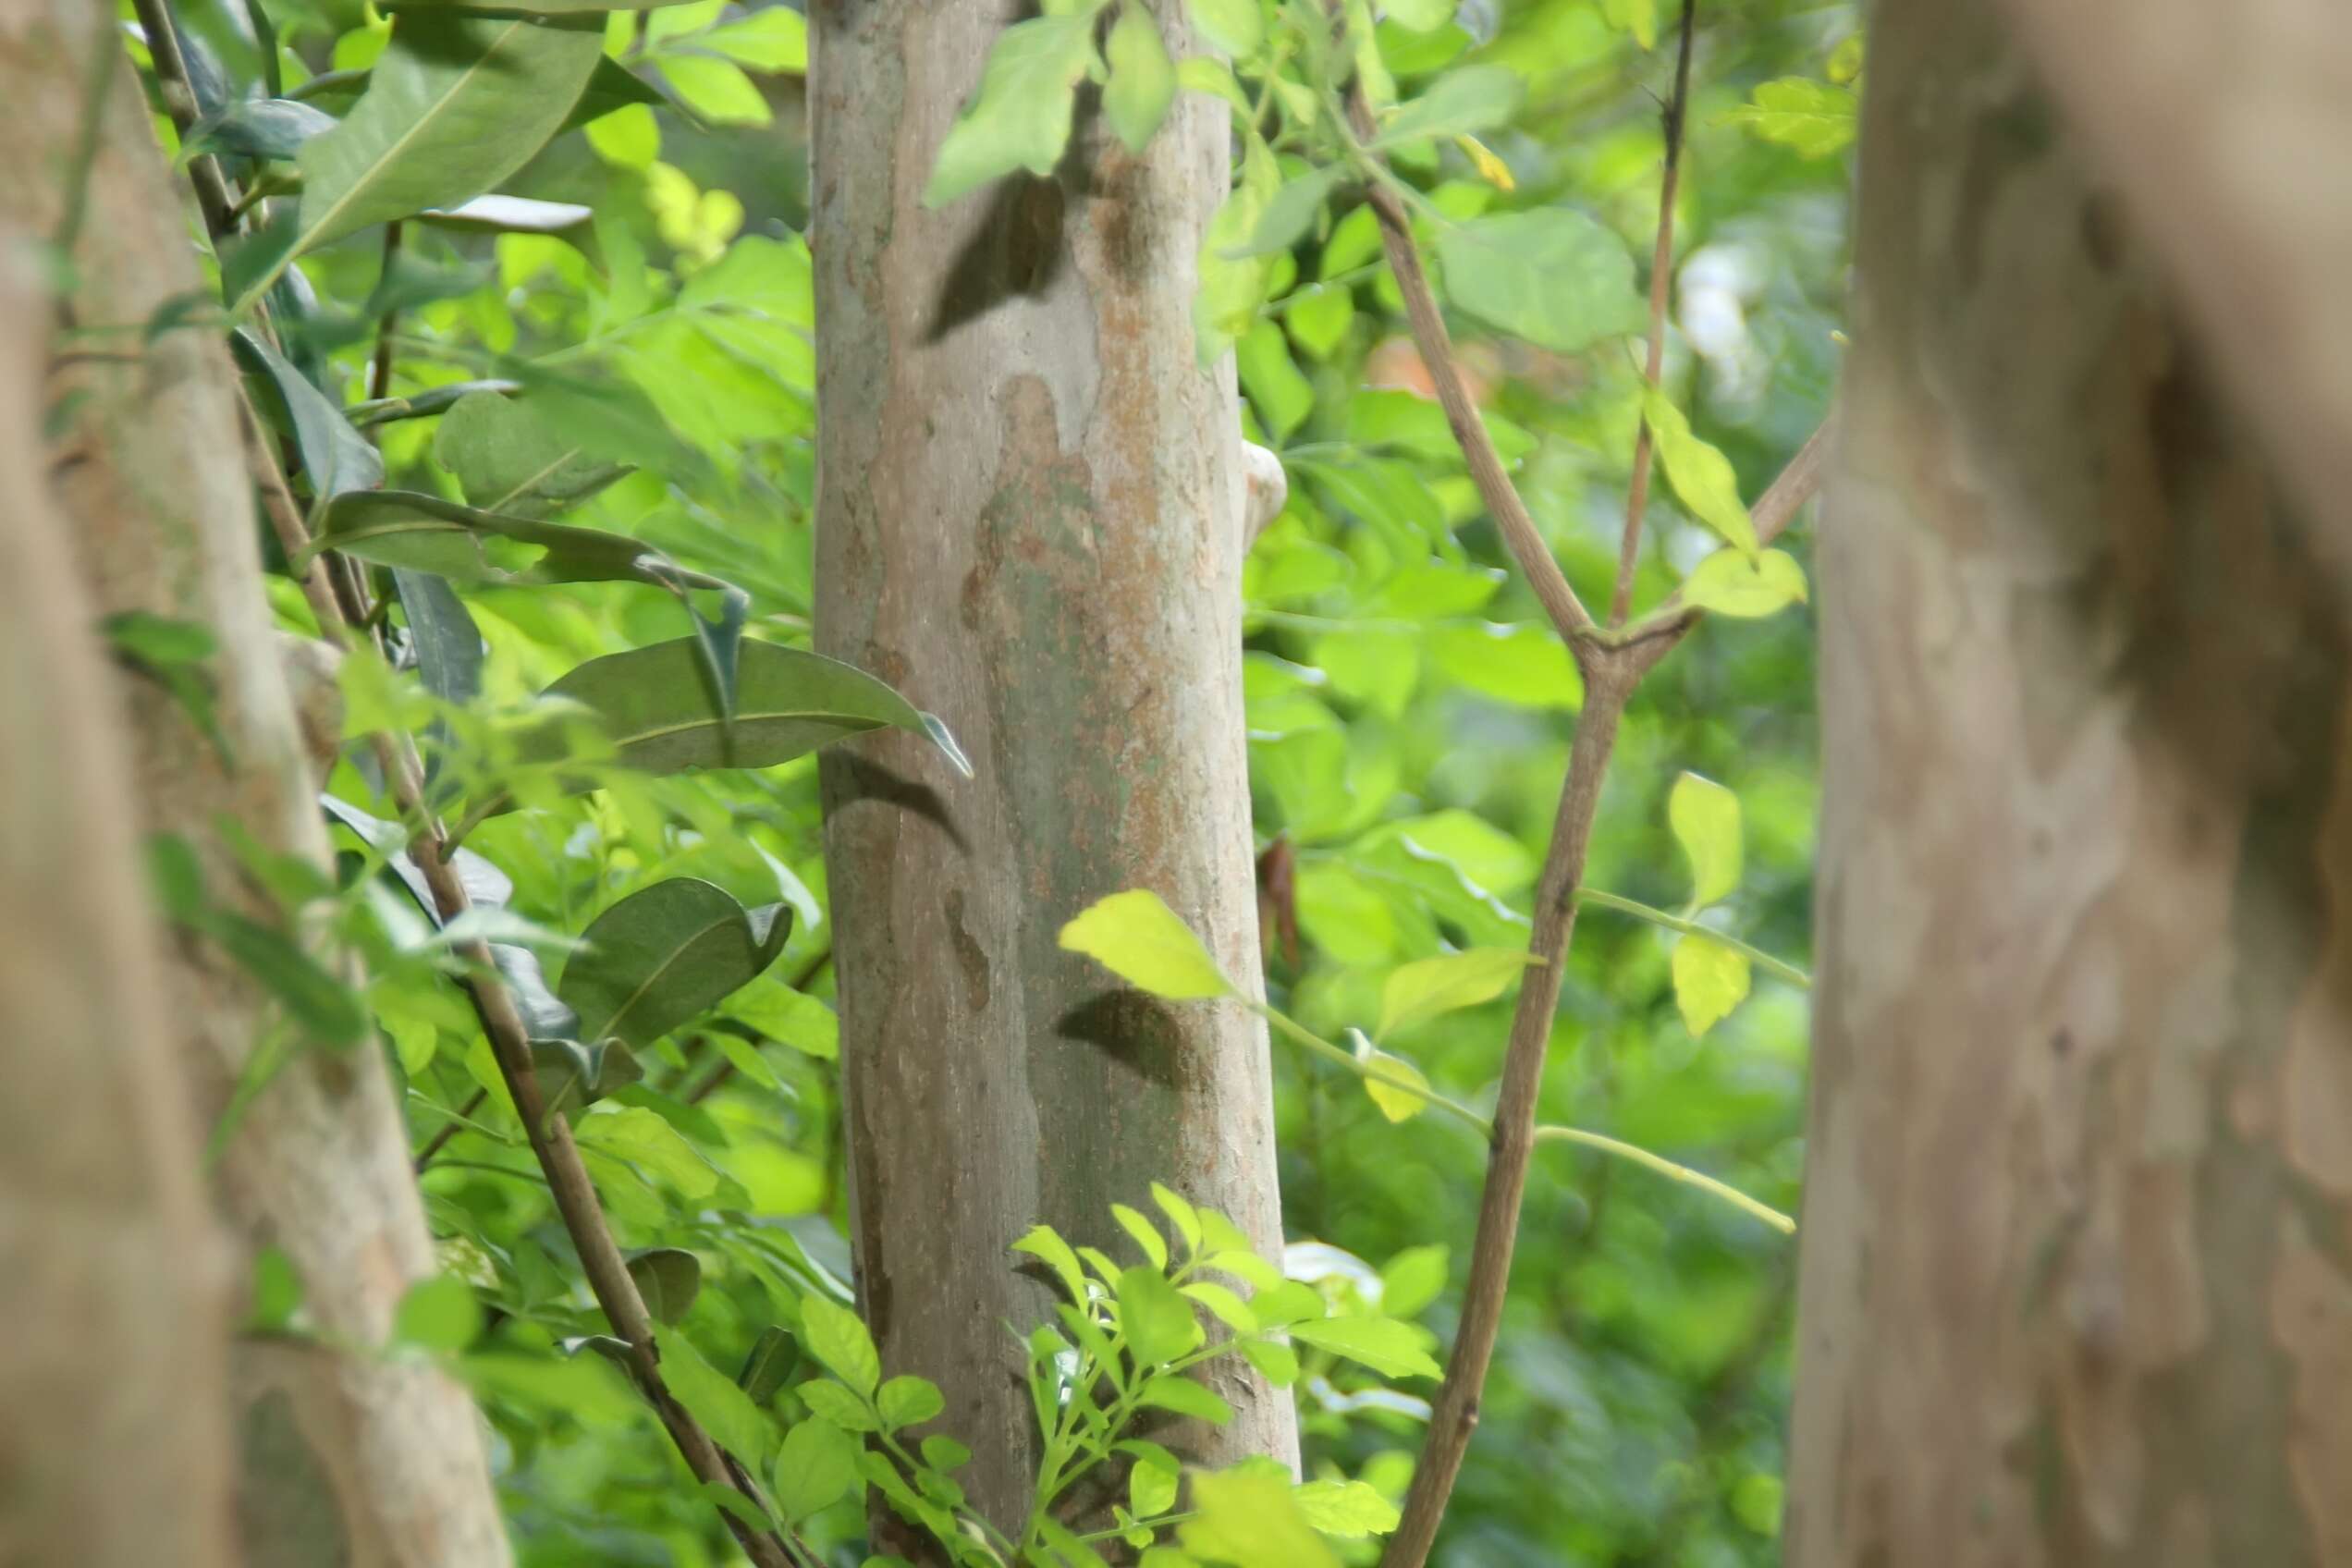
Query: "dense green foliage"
116 0 1853 1561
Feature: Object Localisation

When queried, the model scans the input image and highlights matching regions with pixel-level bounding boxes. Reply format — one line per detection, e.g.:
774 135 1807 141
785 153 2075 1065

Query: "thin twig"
1574 888 1810 989
1624 412 1834 640
683 947 832 1105
413 1087 488 1170
1610 0 1699 627
368 222 403 402
127 0 238 241
238 397 801 1568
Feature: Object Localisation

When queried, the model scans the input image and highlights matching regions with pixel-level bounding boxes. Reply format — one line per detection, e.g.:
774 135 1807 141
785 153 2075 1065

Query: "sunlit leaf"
1683 546 1809 618
798 1292 880 1396
1180 1469 1341 1568
1377 948 1537 1036
1723 77 1858 158
1285 1315 1442 1378
1293 1478 1401 1537
1643 389 1758 551
773 1416 862 1521
1059 889 1233 1000
1104 3 1177 154
923 15 1098 207
1436 210 1648 353
1671 933 1751 1037
1669 772 1743 908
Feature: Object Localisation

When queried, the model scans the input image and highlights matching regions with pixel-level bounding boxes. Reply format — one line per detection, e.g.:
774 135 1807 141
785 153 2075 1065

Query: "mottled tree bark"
1 6 509 1563
0 239 234 1568
1789 4 2352 1564
809 0 1300 1542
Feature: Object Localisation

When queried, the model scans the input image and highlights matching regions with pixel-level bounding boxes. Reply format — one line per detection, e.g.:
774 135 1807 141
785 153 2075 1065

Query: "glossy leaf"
557 878 790 1047
1668 772 1742 908
1436 210 1648 353
516 635 968 785
1059 889 1233 1000
232 328 383 498
391 570 484 706
923 15 1098 208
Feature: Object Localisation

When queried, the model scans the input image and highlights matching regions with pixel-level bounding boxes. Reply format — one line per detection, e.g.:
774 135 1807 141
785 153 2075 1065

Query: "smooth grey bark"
0 237 235 1568
1790 3 2352 1563
0 8 510 1563
809 0 1301 1544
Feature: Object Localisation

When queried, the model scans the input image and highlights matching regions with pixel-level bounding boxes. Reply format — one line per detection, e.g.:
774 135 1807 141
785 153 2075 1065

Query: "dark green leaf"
392 570 484 705
233 327 384 498
557 877 792 1047
627 1247 703 1323
305 489 658 585
190 97 337 160
738 1325 800 1404
433 389 630 518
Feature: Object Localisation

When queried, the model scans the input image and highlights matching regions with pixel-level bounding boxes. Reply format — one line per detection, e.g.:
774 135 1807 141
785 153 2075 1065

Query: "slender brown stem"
127 0 238 241
413 1087 488 1170
1347 108 1595 640
239 392 801 1568
1610 0 1699 627
368 222 403 402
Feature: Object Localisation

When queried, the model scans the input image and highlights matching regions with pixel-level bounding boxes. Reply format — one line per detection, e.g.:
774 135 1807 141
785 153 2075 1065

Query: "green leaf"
1117 1265 1203 1366
190 97 337 159
1237 320 1313 440
657 55 772 125
774 1416 863 1521
1131 1451 1180 1518
1370 64 1523 148
1134 1374 1233 1425
1376 947 1537 1036
1151 1182 1203 1256
1059 889 1233 1000
923 15 1098 208
798 1378 879 1430
102 612 215 668
1378 1244 1448 1317
1180 1280 1256 1333
1672 933 1750 1037
1229 168 1344 260
798 1292 881 1396
1723 78 1859 158
1828 34 1866 85
232 328 383 498
1354 1041 1433 1123
1683 546 1809 619
1285 1316 1442 1378
575 1105 721 1198
266 12 606 306
1180 1470 1341 1568
1642 390 1758 551
1383 0 1455 31
626 1247 702 1323
1427 622 1581 708
1112 1203 1170 1270
433 389 630 517
923 1434 972 1471
1435 210 1648 353
392 569 483 706
1292 1478 1401 1537
876 1375 945 1429
392 1274 482 1352
1105 3 1177 155
1669 772 1742 908
655 1326 775 1465
1603 0 1657 49
1013 1224 1091 1304
1186 0 1262 56
1238 1336 1298 1387
701 7 808 71
738 1324 800 1404
306 490 658 586
516 635 969 789
557 878 790 1048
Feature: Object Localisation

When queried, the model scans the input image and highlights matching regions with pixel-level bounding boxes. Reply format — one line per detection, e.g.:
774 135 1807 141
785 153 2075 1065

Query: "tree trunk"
3 8 510 1564
0 238 234 1568
808 0 1300 1542
1788 4 2352 1564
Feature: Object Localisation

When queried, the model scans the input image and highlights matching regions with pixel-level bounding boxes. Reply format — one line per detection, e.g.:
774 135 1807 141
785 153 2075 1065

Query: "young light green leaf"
433 389 630 517
701 7 808 71
1013 1224 1091 1304
1180 1280 1256 1333
655 1326 776 1464
1683 546 1810 618
657 55 772 125
1292 1478 1401 1537
576 1106 721 1198
1723 78 1859 158
797 1378 880 1431
1151 1182 1203 1256
1114 1269 1204 1363
261 13 605 311
1131 1452 1180 1518
1228 167 1344 260
1356 1043 1433 1124
1186 0 1262 56
1376 947 1537 1036
923 15 1098 208
1237 320 1313 440
1195 136 1279 364
391 1274 482 1353
1383 0 1456 31
1668 773 1742 909
798 1292 881 1396
1828 34 1866 85
625 1246 703 1323
773 1416 862 1521
1134 1373 1233 1425
557 878 790 1047
1180 1469 1341 1568
1672 933 1751 1036
1370 64 1524 148
1642 389 1758 551
1285 1315 1442 1378
1059 889 1233 1000
876 1375 945 1429
1378 1244 1448 1317
1104 3 1177 155
1111 1203 1170 1270
1435 210 1648 353
516 636 970 787
1602 0 1658 48
1239 1336 1299 1387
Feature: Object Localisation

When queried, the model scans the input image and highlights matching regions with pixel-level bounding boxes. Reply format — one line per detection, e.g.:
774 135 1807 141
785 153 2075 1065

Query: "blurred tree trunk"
2 7 510 1564
0 239 234 1568
809 0 1300 1543
1789 4 2352 1564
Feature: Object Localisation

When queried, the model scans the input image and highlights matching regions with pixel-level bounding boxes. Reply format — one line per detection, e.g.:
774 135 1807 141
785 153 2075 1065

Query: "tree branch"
1610 0 1698 627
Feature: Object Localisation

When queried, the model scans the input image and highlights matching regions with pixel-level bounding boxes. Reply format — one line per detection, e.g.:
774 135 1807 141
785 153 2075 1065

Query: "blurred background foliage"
178 0 1854 1560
